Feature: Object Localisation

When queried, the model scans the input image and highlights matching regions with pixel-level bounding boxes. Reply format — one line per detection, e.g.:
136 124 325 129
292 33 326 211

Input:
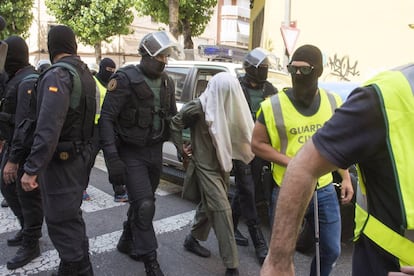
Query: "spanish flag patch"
49 86 58 92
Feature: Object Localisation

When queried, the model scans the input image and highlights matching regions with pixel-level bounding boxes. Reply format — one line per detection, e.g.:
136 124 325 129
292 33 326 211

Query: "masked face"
139 55 166 79
288 61 319 107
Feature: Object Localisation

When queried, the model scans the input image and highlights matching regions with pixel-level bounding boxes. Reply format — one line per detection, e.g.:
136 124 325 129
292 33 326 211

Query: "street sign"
280 25 300 57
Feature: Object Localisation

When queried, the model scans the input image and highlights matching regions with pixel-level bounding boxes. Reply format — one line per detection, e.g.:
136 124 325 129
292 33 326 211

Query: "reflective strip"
393 64 414 96
356 204 414 266
271 95 288 155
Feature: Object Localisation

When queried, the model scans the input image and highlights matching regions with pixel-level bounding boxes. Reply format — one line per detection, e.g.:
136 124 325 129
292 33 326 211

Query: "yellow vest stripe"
94 76 107 124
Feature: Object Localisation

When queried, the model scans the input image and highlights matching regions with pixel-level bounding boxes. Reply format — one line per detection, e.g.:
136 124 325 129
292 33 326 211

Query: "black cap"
47 25 77 62
4 35 29 76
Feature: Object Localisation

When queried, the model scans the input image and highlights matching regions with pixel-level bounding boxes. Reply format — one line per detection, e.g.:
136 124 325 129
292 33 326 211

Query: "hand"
20 173 38 191
260 254 294 276
182 142 192 170
340 177 354 204
106 154 127 187
389 266 414 275
3 161 18 185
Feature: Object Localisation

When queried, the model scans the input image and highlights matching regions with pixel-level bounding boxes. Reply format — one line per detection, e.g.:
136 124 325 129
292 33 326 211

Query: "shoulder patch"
107 79 117 92
49 86 58 93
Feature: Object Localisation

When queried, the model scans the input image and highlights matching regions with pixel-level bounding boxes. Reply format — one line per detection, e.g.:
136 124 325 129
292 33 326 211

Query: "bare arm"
261 139 338 276
251 121 291 166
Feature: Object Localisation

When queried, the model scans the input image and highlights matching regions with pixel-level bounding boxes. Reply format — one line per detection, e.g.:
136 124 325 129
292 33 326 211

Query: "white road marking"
0 210 195 275
81 185 126 213
0 194 20 234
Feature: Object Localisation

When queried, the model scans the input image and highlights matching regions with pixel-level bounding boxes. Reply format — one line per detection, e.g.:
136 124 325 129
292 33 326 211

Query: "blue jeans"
269 184 341 276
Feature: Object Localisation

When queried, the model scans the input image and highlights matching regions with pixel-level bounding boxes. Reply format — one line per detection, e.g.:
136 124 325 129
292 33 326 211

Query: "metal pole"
313 191 321 276
283 0 291 70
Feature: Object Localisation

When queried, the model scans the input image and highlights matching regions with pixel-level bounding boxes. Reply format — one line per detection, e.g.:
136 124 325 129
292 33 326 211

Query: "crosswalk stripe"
0 197 20 235
81 185 126 213
0 210 195 275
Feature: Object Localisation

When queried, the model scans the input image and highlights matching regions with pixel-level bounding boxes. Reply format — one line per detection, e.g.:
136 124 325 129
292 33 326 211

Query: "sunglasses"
287 64 314 75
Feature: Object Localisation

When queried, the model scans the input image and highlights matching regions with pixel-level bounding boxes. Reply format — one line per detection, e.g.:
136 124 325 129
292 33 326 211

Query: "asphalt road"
0 154 353 276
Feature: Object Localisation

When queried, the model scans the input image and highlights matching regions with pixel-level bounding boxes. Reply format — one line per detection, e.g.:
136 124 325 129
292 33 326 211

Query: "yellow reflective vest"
94 76 106 125
260 88 342 188
354 65 414 266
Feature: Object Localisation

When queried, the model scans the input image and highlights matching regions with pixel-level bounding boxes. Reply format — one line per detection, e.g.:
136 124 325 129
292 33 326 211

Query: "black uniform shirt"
23 60 74 175
313 86 402 232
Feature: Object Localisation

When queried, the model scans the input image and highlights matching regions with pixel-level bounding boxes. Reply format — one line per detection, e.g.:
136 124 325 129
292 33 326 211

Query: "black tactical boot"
232 214 248 246
225 268 240 276
7 229 24 246
142 251 164 276
247 222 268 265
7 238 40 269
183 234 211 258
117 221 140 261
234 228 248 247
52 256 93 276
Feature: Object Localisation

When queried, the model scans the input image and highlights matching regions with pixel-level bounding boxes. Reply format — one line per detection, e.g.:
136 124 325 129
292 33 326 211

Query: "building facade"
250 0 414 82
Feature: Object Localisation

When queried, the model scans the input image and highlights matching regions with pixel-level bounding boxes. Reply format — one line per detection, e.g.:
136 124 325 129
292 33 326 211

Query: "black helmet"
243 47 272 84
138 31 181 58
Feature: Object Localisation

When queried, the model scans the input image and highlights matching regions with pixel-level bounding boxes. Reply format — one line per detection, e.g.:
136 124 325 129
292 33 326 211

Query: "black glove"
105 153 127 187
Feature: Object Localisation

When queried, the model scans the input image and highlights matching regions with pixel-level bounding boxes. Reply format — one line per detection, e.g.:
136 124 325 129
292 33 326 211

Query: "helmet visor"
245 47 278 69
141 31 182 58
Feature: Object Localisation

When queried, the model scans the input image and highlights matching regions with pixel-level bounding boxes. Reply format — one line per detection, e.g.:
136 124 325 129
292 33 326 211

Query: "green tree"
135 0 217 49
46 0 135 64
0 0 34 40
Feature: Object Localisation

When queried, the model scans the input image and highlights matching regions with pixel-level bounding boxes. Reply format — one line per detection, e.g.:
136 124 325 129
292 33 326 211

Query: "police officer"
99 31 179 276
0 35 43 270
89 58 128 202
20 25 96 275
231 47 277 264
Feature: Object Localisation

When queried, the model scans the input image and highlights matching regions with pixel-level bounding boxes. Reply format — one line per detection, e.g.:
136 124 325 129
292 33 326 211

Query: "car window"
194 69 223 98
165 67 190 102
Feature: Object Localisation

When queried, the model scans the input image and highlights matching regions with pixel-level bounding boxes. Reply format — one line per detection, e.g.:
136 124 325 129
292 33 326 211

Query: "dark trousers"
0 149 43 240
119 142 163 256
231 159 258 222
40 150 91 262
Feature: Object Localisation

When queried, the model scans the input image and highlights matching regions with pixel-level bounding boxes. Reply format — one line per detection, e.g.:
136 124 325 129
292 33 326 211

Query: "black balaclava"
290 44 323 107
47 25 77 63
4 36 29 77
96 58 116 86
139 55 166 79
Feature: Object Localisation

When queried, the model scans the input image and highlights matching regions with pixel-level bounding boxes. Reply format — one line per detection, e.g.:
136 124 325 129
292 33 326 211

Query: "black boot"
7 229 24 246
234 228 248 247
7 238 40 269
232 213 248 246
142 251 164 276
225 268 239 276
52 256 93 276
117 221 140 261
248 222 268 265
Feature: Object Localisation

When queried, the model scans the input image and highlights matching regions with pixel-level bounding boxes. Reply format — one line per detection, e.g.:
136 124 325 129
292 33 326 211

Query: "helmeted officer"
230 47 277 264
99 31 179 276
20 25 96 276
0 35 43 270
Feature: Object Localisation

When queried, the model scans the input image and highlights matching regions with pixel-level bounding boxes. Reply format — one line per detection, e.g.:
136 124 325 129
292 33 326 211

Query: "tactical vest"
260 88 342 187
354 65 414 266
40 59 96 142
239 77 277 120
115 65 174 147
0 67 38 141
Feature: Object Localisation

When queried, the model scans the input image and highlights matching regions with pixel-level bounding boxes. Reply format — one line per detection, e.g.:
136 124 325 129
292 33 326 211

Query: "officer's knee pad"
132 199 155 231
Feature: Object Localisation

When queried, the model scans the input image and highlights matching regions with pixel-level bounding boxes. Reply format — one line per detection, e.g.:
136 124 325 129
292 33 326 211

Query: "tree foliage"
45 0 135 62
135 0 217 49
0 0 34 40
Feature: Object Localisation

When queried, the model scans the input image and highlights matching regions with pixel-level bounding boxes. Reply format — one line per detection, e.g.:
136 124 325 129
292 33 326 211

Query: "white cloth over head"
199 72 255 172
